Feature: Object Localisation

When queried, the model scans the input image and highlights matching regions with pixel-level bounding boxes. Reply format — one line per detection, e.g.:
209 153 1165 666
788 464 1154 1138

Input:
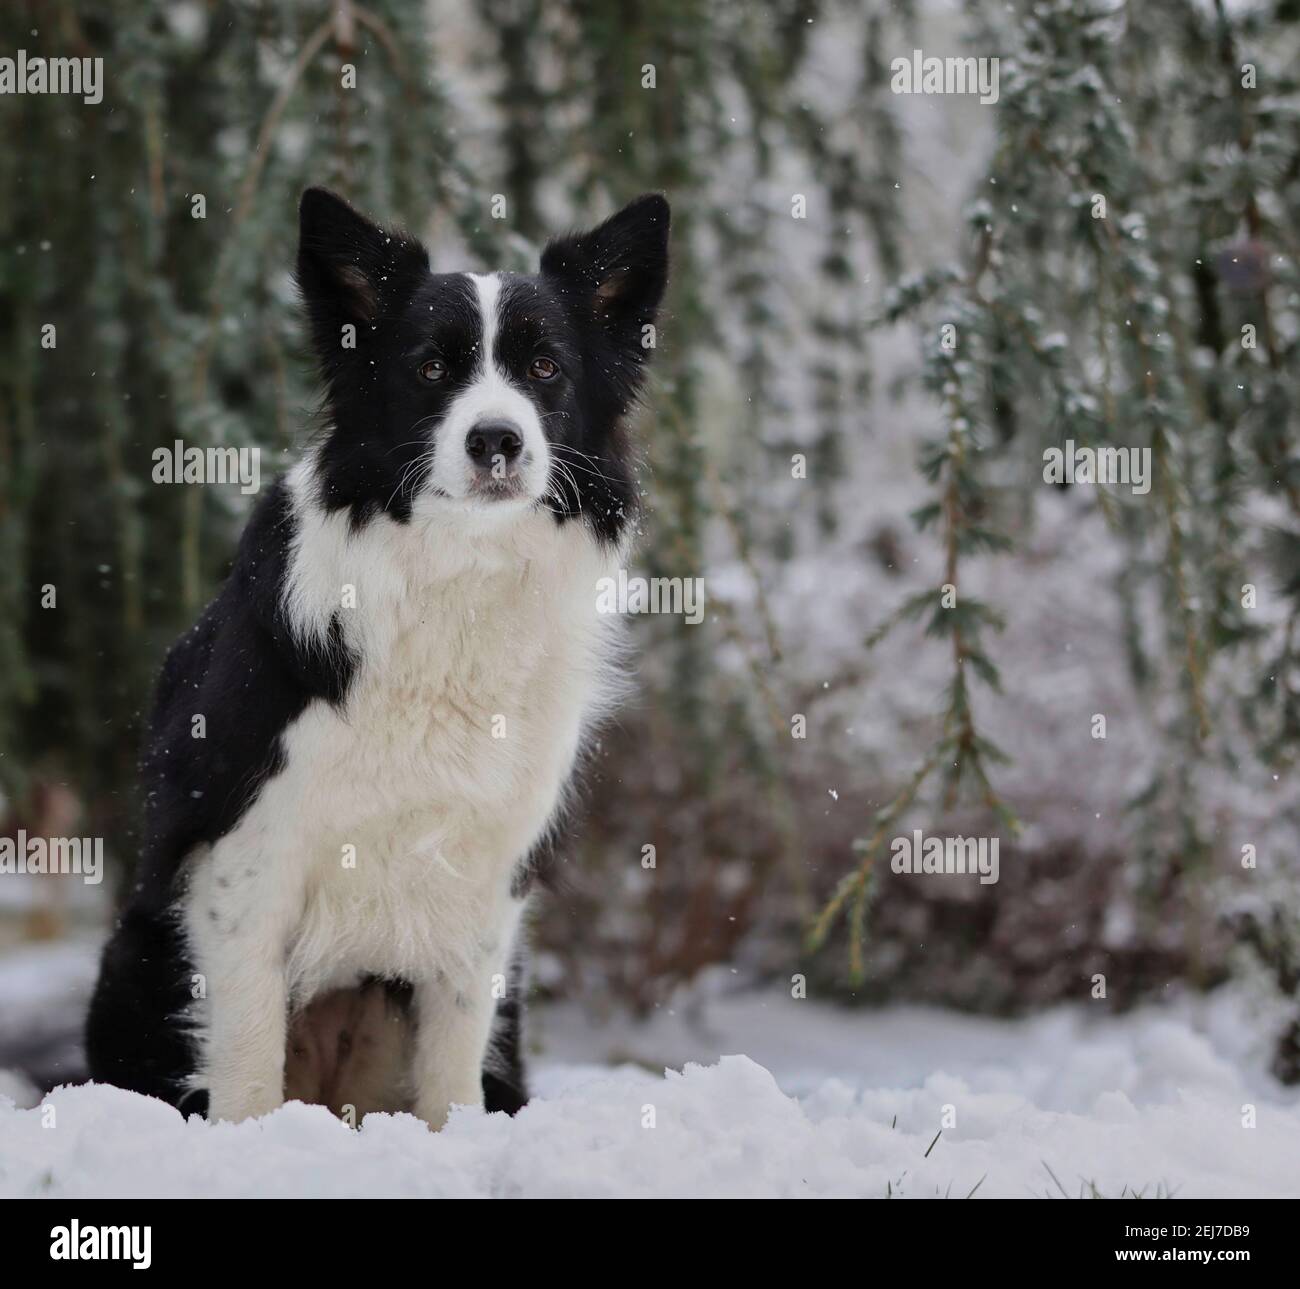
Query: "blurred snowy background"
1 0 1299 1195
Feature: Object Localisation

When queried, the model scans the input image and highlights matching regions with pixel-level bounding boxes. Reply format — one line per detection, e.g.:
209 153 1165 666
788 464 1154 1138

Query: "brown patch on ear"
595 269 631 303
593 268 636 319
335 264 379 321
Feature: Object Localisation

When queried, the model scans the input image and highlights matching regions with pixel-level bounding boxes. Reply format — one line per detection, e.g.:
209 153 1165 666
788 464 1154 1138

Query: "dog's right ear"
296 188 428 341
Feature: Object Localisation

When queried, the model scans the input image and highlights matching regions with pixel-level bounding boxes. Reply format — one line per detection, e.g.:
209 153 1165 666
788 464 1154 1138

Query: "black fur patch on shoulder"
132 477 355 911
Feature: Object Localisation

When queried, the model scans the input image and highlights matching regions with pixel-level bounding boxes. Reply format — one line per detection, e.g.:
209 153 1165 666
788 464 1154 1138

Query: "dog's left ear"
540 194 670 339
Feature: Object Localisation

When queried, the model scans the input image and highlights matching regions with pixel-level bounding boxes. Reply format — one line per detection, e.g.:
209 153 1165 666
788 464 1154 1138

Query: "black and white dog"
86 188 669 1126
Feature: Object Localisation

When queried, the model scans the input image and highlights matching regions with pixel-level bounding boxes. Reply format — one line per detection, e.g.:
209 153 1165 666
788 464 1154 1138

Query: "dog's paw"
413 1083 482 1131
412 1097 453 1131
207 1085 284 1124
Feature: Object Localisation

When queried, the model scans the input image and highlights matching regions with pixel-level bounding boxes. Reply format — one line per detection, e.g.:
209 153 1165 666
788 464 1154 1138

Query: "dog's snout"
466 420 523 468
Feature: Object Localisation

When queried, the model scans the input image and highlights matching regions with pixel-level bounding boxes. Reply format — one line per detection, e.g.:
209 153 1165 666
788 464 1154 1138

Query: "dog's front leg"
203 946 291 1124
410 976 498 1130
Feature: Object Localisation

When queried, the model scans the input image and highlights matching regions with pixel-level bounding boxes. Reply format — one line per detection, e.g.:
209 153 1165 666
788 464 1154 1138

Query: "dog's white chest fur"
184 479 622 1013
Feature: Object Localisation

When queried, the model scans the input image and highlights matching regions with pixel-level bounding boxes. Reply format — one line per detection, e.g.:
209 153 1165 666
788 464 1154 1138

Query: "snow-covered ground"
1 943 1297 1198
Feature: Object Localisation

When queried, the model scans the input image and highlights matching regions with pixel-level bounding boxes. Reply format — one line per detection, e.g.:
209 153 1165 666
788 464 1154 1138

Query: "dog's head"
296 188 670 542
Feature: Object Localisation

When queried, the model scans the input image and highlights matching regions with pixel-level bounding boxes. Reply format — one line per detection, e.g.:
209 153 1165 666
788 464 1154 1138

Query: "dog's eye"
529 356 560 381
418 358 448 383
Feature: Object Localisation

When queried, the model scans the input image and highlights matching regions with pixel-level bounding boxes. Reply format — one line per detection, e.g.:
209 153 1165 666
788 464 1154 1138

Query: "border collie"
85 188 670 1126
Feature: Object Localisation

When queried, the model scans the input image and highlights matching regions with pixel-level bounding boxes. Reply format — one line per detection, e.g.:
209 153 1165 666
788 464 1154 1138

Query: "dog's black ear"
296 187 428 333
540 194 670 338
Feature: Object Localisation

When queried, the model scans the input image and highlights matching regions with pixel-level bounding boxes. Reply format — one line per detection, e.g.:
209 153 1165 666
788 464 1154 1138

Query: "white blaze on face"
427 272 552 507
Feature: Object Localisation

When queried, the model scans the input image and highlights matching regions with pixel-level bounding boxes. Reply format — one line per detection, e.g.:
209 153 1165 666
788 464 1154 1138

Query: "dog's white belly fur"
183 483 622 1118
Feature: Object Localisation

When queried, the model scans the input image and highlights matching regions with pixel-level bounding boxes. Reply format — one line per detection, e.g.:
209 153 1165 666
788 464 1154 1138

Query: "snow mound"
4 1049 1298 1198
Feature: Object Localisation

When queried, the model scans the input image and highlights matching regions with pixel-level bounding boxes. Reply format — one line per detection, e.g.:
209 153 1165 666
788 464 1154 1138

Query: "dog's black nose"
466 421 523 467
